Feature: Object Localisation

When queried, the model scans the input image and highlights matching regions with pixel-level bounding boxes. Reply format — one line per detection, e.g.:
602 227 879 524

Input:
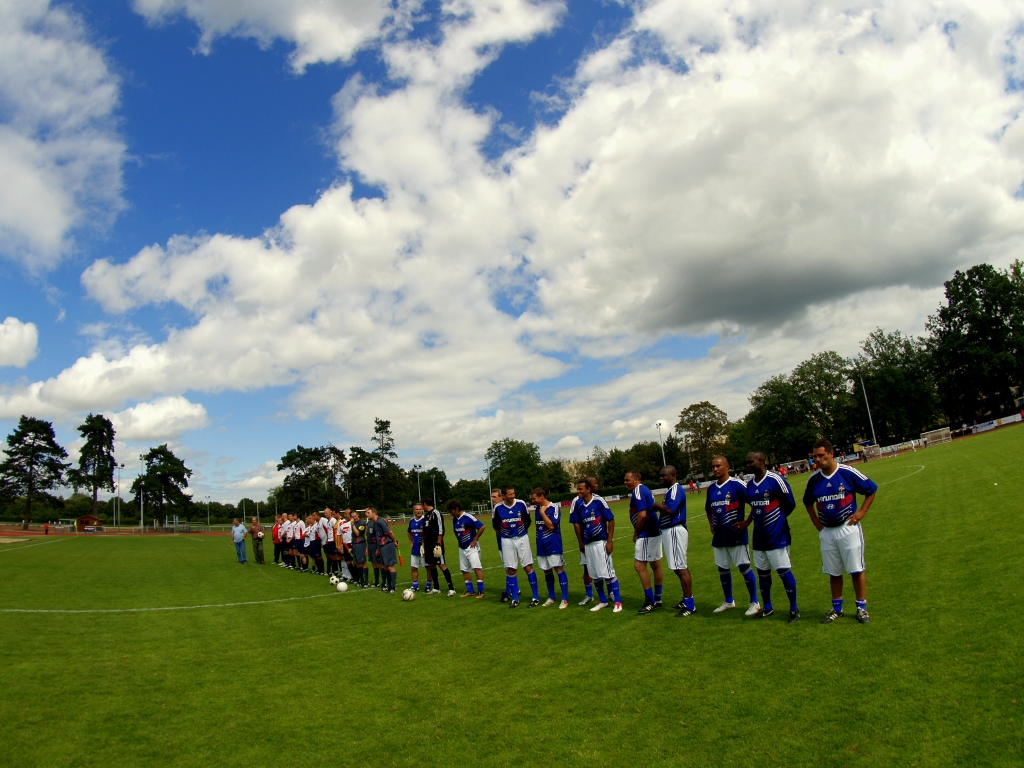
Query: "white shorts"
819 524 865 576
410 554 425 569
753 546 791 571
536 553 565 571
713 545 750 570
634 535 663 562
584 540 616 581
458 546 482 572
578 550 587 567
500 535 534 570
663 526 689 571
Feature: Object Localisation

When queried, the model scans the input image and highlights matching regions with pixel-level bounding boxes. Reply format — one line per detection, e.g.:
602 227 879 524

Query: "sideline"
0 538 70 555
876 464 926 485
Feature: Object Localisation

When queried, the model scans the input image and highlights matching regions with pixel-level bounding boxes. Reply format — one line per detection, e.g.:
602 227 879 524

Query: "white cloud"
109 396 209 441
5 0 1023 486
0 0 125 269
132 0 405 71
223 460 287 492
0 317 38 367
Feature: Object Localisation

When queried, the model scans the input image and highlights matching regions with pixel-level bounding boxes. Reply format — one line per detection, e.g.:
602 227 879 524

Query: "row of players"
270 438 878 623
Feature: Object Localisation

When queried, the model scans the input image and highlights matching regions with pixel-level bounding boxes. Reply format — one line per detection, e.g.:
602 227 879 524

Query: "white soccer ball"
336 581 348 593
256 531 264 539
329 575 339 585
402 589 415 601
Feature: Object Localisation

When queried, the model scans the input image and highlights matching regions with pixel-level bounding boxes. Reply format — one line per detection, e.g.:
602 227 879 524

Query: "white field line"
0 538 69 554
876 464 926 485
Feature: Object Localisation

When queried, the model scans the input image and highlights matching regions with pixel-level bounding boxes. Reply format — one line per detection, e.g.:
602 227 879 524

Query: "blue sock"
833 597 844 614
544 571 556 599
596 581 607 603
758 570 773 611
505 575 515 599
609 579 621 603
855 598 866 612
740 567 757 602
558 571 568 601
683 596 695 612
477 580 484 594
644 587 655 604
412 579 418 591
585 581 593 598
512 575 521 601
654 584 663 602
718 569 733 603
779 570 797 611
465 580 475 594
527 571 539 601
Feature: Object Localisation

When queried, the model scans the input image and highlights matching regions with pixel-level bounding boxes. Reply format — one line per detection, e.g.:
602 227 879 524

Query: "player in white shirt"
337 511 354 581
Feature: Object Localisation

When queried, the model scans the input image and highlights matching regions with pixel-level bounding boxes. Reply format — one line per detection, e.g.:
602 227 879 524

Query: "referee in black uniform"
422 501 456 596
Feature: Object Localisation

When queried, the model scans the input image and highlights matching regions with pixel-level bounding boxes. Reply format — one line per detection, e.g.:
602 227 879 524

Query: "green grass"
1 428 1023 767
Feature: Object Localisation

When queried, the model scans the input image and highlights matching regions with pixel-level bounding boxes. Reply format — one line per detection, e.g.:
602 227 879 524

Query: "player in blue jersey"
737 452 800 622
568 478 599 605
803 438 878 624
495 486 540 608
624 471 664 614
653 465 695 617
705 456 760 616
448 500 486 598
531 487 569 608
570 479 623 613
407 503 426 592
490 488 509 603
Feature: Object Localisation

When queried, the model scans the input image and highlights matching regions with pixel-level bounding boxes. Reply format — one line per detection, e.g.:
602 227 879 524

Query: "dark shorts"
371 547 383 565
424 539 445 566
352 542 366 564
379 542 398 567
310 541 322 557
324 541 337 557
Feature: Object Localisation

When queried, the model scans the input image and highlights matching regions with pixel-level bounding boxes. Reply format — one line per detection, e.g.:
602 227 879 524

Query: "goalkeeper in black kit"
422 500 456 596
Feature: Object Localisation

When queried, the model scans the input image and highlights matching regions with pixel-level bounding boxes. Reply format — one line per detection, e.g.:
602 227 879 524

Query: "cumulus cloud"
224 460 287 491
0 0 125 269
0 317 38 367
132 0 405 71
108 396 209 441
6 0 1023 483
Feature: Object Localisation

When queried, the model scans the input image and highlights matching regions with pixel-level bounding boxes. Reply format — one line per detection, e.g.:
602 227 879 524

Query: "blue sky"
1 0 1022 500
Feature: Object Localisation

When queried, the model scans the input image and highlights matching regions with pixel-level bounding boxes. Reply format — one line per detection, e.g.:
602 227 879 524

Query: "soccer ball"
329 575 339 585
402 589 415 601
336 581 348 593
256 531 264 539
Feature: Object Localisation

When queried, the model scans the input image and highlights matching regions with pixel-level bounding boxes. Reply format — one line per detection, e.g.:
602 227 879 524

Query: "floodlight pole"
655 422 667 466
486 459 493 506
432 474 437 509
860 376 878 446
140 490 144 534
206 495 210 528
413 464 422 502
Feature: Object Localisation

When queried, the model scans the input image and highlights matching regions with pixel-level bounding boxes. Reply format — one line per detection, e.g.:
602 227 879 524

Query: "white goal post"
921 427 952 445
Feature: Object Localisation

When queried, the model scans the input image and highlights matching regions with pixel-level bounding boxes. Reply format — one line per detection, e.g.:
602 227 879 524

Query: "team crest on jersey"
838 483 845 495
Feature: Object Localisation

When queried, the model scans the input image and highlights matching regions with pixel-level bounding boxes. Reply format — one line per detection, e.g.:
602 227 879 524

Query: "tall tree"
0 416 69 530
485 438 545 493
745 374 819 462
371 418 398 508
276 444 347 513
675 401 730 478
789 351 857 445
926 262 1024 424
449 478 490 509
67 413 116 516
849 329 941 444
130 445 193 520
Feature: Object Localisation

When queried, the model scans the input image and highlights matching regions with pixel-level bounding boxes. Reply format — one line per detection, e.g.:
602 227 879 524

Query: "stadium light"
205 495 210 527
654 421 667 466
413 464 422 502
432 474 437 509
860 376 879 447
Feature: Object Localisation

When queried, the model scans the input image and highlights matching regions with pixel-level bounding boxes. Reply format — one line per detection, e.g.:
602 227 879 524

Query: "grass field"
1 429 1022 767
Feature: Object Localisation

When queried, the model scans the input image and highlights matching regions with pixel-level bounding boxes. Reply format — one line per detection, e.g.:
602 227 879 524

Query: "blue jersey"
705 478 749 548
408 516 425 555
534 502 563 556
452 513 483 549
659 483 686 529
570 496 613 544
629 484 660 538
746 472 796 551
495 500 530 539
803 464 878 527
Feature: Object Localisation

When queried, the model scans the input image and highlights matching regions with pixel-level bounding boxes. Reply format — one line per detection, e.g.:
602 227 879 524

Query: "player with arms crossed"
737 452 800 622
449 500 486 598
652 465 695 617
571 479 622 613
408 503 426 592
624 471 664 614
531 487 569 608
803 438 878 624
495 486 540 608
705 456 760 615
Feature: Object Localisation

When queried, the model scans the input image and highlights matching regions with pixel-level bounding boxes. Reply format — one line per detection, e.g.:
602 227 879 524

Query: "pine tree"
67 414 116 516
0 416 69 530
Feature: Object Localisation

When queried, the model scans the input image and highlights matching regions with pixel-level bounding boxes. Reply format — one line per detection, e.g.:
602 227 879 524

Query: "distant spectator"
249 517 265 564
231 519 248 564
43 522 49 535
